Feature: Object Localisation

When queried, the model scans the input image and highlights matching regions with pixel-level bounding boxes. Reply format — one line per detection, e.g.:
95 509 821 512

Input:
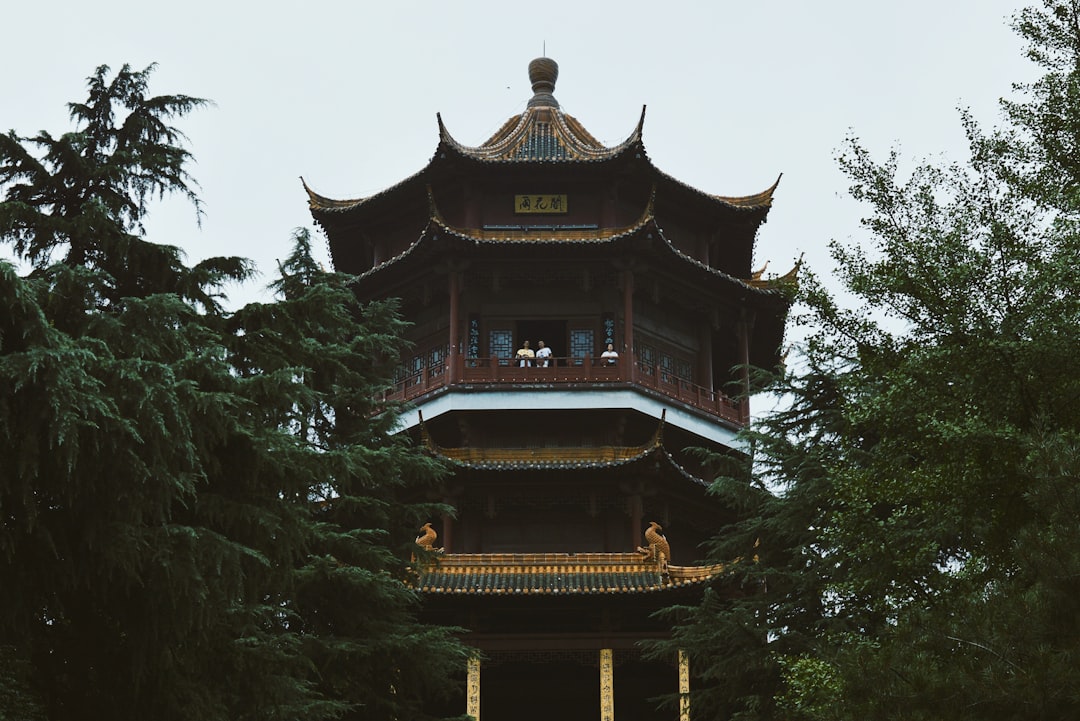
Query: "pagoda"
306 57 794 720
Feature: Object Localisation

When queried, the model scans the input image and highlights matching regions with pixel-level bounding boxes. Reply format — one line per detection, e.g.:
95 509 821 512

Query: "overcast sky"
3 1 1035 321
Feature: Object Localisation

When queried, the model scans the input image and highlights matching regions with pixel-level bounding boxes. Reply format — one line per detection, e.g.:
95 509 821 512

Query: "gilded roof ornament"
527 56 559 108
437 56 642 163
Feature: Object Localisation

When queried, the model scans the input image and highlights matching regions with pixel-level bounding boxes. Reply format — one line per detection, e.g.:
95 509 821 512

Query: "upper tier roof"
437 57 642 163
305 57 779 220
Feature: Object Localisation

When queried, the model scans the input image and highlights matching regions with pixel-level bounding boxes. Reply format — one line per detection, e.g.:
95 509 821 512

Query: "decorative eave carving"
747 252 803 291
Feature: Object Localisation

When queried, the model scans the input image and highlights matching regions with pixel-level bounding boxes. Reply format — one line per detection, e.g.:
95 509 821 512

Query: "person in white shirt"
600 343 619 366
535 340 553 367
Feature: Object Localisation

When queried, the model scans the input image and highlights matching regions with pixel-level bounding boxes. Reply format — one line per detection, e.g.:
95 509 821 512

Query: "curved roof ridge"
647 217 787 297
652 167 781 211
713 172 783 207
351 218 435 281
304 160 433 214
421 410 667 467
302 175 369 211
438 106 642 163
747 251 804 290
351 214 785 300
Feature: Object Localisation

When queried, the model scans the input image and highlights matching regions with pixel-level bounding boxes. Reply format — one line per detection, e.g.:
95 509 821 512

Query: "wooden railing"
386 354 747 425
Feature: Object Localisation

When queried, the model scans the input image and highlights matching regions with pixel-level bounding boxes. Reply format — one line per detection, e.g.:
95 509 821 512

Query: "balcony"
385 353 748 426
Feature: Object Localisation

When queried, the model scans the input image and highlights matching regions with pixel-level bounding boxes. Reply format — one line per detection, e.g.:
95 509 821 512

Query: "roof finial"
527 56 559 108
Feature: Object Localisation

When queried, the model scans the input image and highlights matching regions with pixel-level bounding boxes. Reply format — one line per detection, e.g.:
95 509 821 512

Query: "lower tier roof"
413 551 726 596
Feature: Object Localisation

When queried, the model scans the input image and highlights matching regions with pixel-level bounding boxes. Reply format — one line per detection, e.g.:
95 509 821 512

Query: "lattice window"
408 354 424 384
570 329 594 364
639 344 656 377
675 357 692 383
428 344 448 377
488 329 513 365
660 353 674 383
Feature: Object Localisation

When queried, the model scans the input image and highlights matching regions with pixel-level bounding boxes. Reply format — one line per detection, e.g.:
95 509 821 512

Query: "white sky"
3 1 1034 320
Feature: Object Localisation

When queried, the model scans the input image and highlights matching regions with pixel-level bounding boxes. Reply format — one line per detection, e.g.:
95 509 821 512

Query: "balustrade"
383 351 748 424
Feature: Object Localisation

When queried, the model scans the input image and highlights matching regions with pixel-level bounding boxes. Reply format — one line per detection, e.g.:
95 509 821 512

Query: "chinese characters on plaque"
514 194 568 214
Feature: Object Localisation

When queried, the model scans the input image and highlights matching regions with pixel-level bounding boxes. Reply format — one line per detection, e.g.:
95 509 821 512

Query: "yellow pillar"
678 649 691 721
600 648 615 721
467 656 480 720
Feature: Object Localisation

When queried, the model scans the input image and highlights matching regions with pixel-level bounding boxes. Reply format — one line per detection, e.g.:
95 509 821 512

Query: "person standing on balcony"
601 343 619 366
516 340 535 367
535 340 552 367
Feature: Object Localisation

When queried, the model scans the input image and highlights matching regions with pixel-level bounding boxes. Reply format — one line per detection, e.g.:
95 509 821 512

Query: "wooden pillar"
737 311 753 399
448 271 461 384
679 649 691 721
467 656 480 720
698 323 713 392
600 648 615 721
622 268 634 363
736 310 755 423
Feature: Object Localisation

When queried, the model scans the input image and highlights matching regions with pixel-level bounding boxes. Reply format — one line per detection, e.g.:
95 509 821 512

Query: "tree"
660 2 1080 719
0 64 467 721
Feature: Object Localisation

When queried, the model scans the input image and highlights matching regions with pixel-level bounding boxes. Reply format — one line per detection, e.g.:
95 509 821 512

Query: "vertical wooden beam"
737 311 752 398
467 655 480 721
622 268 634 365
600 648 615 721
679 649 691 721
698 323 713 393
448 270 461 384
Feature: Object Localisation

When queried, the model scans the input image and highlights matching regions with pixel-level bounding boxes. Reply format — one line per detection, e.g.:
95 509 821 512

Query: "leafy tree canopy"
657 3 1080 720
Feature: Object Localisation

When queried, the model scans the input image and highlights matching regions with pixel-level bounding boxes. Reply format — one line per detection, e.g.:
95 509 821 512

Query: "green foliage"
660 2 1080 719
1 65 465 721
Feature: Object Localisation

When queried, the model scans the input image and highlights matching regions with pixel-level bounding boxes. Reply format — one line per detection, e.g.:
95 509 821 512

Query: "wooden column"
737 310 753 398
622 268 634 364
600 648 615 721
698 323 713 392
448 270 461 384
467 656 480 720
679 649 691 721
736 310 755 423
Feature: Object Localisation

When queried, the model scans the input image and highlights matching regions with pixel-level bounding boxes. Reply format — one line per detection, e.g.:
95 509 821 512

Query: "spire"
527 57 559 108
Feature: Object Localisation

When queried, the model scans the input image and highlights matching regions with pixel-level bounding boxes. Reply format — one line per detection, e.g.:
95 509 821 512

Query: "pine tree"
1 64 467 721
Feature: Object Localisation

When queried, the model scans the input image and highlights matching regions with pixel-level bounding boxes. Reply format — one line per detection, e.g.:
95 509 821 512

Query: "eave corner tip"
635 105 647 139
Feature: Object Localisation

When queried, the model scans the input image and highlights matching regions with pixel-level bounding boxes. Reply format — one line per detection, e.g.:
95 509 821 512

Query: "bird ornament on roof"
637 521 672 576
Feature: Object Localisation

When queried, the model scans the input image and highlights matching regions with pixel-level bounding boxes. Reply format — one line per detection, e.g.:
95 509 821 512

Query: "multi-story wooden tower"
307 57 794 720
